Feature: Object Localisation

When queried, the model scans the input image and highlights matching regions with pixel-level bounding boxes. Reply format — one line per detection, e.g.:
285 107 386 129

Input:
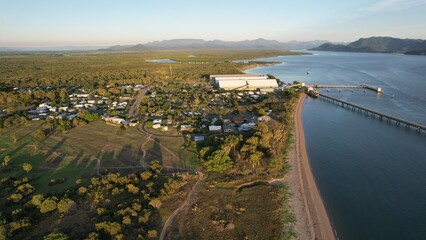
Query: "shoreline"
238 61 282 72
288 94 336 240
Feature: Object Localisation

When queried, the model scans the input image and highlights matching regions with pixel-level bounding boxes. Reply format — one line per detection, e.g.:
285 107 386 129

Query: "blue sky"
1 0 425 47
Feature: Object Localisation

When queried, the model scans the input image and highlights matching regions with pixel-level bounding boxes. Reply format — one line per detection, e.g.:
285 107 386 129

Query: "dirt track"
159 172 204 240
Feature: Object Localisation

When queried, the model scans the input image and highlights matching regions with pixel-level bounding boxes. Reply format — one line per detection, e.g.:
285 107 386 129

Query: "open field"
165 177 295 240
0 121 197 196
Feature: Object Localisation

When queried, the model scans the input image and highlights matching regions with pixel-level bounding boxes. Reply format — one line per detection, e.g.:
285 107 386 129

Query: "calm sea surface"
246 51 426 240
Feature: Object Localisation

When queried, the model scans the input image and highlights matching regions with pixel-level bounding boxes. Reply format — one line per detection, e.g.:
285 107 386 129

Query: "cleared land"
0 120 195 194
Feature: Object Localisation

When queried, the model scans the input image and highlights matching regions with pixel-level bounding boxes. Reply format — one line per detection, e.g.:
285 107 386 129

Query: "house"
36 107 48 113
238 123 256 132
56 113 68 119
193 135 205 142
104 117 127 125
211 117 220 125
76 94 90 98
258 115 271 122
39 102 51 108
129 120 139 127
180 125 192 131
232 116 244 124
88 105 98 111
153 119 162 124
223 118 232 125
67 114 78 120
209 125 222 132
246 116 258 124
223 125 236 133
161 126 168 131
58 106 69 112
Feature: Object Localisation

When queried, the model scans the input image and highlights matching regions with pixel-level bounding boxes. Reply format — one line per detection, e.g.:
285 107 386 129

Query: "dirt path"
93 131 119 176
159 172 204 240
289 94 336 240
139 135 153 169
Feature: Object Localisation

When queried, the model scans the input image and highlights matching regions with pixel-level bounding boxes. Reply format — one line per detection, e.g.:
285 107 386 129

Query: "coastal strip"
288 94 336 240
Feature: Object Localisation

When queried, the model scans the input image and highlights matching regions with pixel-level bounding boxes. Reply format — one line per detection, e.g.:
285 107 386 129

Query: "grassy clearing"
168 180 294 240
0 120 195 199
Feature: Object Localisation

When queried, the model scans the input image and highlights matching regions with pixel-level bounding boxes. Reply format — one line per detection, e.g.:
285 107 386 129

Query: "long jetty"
309 84 383 93
317 93 425 133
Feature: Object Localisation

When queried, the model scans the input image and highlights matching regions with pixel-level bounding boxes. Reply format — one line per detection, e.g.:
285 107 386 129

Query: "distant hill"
311 37 426 55
102 38 330 51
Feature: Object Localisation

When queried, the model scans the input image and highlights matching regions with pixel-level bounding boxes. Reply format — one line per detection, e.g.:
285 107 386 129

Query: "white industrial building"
210 74 269 83
210 74 278 91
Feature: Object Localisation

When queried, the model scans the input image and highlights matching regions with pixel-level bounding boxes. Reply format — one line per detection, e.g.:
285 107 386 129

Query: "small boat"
392 95 395 98
307 71 311 75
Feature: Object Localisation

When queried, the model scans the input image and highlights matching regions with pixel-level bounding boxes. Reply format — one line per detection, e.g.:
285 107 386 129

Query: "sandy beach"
288 94 336 240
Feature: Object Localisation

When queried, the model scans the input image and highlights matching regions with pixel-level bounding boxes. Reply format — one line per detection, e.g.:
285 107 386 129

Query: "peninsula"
311 36 426 55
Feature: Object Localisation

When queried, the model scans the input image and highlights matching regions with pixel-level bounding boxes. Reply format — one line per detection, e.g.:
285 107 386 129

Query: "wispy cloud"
359 0 426 12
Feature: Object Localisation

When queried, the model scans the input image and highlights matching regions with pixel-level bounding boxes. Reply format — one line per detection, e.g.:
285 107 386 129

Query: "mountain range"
103 38 330 51
311 37 426 55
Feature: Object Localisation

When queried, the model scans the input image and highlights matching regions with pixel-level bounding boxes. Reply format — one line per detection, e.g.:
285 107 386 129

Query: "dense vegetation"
0 50 295 89
0 158 190 239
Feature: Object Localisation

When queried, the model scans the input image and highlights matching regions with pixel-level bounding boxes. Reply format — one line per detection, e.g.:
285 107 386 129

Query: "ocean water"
246 51 426 240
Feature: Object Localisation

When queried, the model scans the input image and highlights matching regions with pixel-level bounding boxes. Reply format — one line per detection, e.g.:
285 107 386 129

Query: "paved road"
126 76 157 121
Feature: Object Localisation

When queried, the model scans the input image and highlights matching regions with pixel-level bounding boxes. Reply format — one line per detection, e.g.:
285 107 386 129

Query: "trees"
1 156 10 168
140 171 153 181
205 150 233 173
43 232 69 240
0 216 6 240
40 198 57 214
11 133 17 144
59 89 68 102
8 193 23 203
77 110 99 123
33 129 45 140
57 198 76 215
150 160 162 174
95 221 122 237
149 198 162 209
126 184 139 194
249 151 264 167
31 194 44 207
22 163 32 173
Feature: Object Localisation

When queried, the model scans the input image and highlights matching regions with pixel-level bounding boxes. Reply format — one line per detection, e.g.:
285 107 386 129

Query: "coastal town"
0 60 305 239
2 1 426 239
1 74 294 140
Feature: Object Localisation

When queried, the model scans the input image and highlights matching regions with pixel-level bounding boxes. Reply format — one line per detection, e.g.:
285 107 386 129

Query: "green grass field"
0 121 198 198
